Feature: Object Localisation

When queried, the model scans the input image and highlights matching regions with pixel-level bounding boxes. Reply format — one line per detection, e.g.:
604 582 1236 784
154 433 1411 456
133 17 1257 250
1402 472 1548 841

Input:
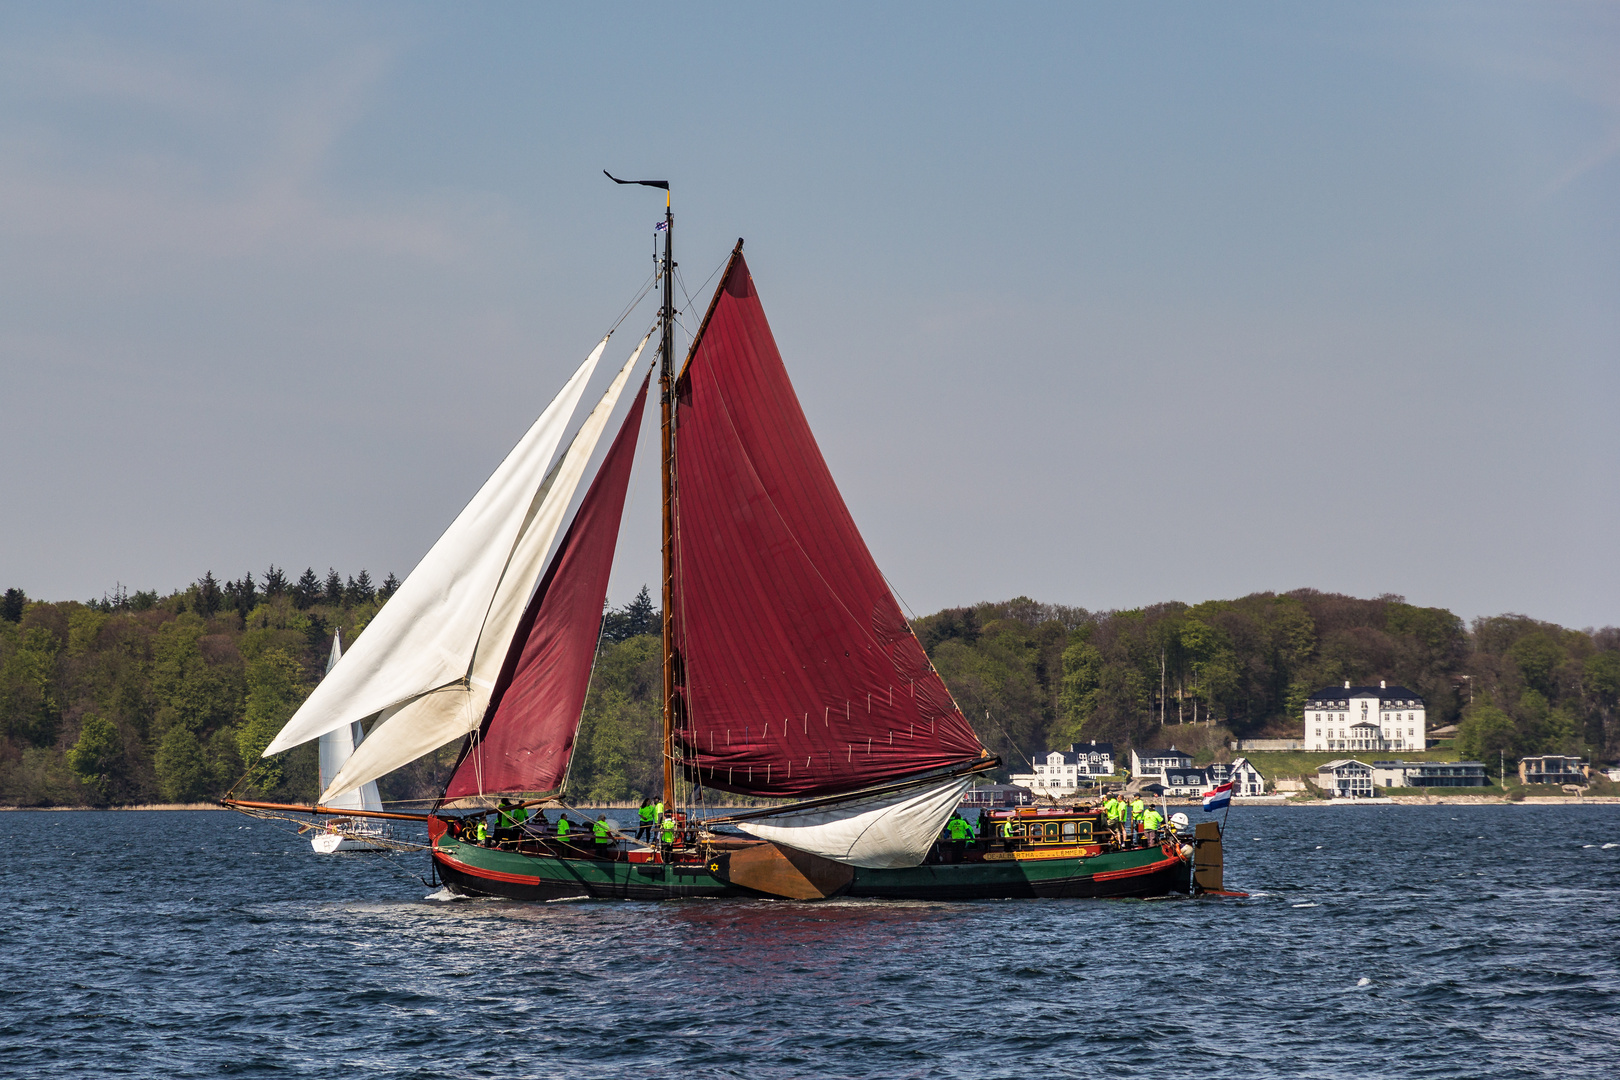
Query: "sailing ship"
226 183 1229 900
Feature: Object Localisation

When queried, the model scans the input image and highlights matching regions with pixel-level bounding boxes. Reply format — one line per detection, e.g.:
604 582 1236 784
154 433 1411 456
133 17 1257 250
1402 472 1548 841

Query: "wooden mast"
602 171 678 811
658 190 677 812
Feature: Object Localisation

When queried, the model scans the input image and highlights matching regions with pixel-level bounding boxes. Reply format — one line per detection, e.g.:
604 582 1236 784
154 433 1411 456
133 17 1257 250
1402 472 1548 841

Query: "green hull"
431 835 1194 902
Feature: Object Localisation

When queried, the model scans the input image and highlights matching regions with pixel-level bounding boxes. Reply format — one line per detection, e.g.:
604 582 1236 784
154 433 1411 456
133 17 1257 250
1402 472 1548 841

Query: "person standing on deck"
999 816 1020 851
1141 805 1165 844
636 798 655 841
592 814 614 859
1128 794 1146 845
555 813 573 845
1104 793 1123 844
494 798 516 847
659 812 678 859
474 817 489 845
945 812 972 863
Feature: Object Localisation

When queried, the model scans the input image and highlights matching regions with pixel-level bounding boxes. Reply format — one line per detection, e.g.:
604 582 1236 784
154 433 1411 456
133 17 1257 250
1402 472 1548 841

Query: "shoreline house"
1130 746 1195 780
1158 764 1214 798
1517 755 1589 786
1008 742 1116 796
1371 760 1489 789
1136 749 1268 798
1317 759 1374 798
1304 681 1427 753
1207 757 1267 796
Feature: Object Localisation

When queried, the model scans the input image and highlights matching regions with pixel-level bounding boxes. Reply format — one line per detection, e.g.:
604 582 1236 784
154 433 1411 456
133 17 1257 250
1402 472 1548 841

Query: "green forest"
2 575 1616 807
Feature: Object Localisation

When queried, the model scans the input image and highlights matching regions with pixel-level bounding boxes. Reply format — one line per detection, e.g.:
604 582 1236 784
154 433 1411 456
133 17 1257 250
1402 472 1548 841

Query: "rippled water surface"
4 805 1618 1078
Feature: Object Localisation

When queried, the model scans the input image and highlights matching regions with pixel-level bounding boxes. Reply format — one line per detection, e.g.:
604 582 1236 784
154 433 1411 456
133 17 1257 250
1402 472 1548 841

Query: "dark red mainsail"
443 374 650 799
671 254 985 797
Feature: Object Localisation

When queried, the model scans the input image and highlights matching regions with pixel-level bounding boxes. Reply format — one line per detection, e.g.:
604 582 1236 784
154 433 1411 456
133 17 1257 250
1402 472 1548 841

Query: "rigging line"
607 269 659 335
670 435 699 810
677 253 730 321
880 568 976 730
981 709 1035 771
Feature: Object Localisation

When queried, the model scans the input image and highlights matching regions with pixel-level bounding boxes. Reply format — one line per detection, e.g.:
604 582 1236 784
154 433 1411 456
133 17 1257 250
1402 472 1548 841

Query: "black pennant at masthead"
603 170 669 190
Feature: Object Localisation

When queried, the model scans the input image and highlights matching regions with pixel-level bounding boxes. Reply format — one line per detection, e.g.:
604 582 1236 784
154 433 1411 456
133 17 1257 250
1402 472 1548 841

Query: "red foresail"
443 374 650 799
671 254 985 797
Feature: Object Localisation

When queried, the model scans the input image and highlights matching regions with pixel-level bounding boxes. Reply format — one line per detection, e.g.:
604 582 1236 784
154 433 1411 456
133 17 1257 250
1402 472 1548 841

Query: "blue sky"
1 3 1615 628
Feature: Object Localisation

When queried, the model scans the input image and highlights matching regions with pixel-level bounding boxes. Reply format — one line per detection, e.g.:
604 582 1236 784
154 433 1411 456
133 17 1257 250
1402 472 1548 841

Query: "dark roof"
1305 684 1424 705
1137 747 1194 759
1067 742 1114 755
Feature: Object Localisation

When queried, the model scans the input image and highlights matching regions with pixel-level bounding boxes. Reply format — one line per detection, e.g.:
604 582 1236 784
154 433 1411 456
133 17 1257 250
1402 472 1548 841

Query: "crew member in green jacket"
1141 805 1165 843
659 813 678 857
944 812 973 863
999 817 1020 850
474 818 489 845
494 798 516 846
636 798 655 842
592 814 614 860
555 814 572 844
1103 793 1123 844
1103 793 1122 824
1129 795 1146 841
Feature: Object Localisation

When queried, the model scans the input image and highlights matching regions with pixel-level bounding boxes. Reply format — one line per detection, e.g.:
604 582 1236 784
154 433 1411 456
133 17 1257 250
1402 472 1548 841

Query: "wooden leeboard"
1193 821 1224 891
724 841 855 899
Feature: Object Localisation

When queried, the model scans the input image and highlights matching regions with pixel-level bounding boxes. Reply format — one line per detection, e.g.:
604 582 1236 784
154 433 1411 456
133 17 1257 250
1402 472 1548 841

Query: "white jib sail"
314 633 382 812
317 335 651 801
736 775 974 869
263 338 608 759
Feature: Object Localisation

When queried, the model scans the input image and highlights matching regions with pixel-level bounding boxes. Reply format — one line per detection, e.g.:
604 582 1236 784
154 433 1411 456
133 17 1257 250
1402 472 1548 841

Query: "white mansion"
1010 741 1116 796
1305 681 1426 753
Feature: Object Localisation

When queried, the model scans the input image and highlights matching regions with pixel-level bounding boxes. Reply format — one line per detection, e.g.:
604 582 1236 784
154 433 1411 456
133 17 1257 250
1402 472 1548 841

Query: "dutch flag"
1202 781 1234 813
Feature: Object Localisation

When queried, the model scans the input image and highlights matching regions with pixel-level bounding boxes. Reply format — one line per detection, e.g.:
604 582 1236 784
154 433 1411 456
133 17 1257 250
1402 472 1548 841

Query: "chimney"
1380 680 1386 689
1344 680 1350 689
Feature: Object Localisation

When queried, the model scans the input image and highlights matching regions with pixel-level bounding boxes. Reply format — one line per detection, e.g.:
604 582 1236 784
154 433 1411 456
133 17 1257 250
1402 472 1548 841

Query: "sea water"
2 804 1617 1079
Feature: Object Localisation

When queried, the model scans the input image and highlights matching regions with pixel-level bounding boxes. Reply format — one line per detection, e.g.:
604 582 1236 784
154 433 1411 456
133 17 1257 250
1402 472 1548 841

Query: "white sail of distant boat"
315 632 382 811
269 331 652 804
310 631 388 853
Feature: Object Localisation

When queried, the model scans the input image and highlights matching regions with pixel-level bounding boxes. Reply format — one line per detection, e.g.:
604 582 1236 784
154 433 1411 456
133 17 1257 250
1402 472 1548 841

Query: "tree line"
0 568 397 807
916 591 1619 775
2 579 1615 806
